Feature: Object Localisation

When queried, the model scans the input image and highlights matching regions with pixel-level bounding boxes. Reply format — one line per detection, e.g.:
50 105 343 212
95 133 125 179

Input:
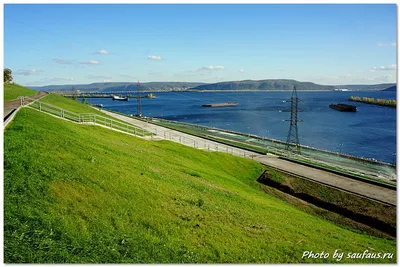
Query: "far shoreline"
66 89 390 95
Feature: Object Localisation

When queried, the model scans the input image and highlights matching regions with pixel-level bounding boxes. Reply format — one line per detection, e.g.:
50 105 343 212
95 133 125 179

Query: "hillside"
336 83 396 91
382 85 396 91
4 83 37 101
190 79 335 91
28 82 207 92
3 96 396 263
27 80 397 93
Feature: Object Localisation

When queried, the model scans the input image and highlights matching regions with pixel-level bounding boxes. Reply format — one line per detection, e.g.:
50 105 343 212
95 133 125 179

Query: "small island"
349 96 396 108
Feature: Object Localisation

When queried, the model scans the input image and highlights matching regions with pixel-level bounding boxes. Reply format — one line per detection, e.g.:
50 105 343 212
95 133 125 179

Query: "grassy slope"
40 93 111 116
4 108 396 263
4 83 37 101
37 94 148 135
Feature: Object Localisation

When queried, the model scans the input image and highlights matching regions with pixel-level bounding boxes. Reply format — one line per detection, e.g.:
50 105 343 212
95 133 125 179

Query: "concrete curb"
3 106 21 128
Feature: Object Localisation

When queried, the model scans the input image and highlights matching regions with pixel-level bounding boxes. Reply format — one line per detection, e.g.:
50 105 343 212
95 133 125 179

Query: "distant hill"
335 83 396 91
190 79 335 91
28 82 207 92
382 85 396 91
28 80 397 93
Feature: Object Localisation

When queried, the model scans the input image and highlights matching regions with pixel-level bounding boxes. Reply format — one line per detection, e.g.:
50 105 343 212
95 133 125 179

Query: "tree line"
4 68 13 83
349 96 396 108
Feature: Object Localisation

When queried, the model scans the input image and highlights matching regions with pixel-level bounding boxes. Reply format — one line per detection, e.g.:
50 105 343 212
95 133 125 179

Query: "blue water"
86 91 396 163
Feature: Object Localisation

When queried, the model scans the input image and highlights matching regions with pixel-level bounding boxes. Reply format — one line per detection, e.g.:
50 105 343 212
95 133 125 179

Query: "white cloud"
119 74 135 78
26 77 74 85
239 69 244 73
202 65 225 70
96 49 109 55
15 69 43 76
370 64 396 72
48 77 75 82
86 75 112 79
148 55 164 60
377 42 397 47
54 58 73 64
80 60 99 65
148 72 162 76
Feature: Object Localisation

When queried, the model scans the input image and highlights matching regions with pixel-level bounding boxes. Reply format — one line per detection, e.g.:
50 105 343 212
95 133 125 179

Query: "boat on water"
329 103 357 112
202 102 238 107
112 95 128 101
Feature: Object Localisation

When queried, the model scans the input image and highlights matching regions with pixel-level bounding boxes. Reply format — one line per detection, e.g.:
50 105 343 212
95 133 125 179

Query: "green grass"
35 94 149 136
4 108 396 263
40 93 113 116
4 83 37 101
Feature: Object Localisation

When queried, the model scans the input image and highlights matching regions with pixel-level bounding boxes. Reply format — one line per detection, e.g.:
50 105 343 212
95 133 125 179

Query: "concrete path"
254 155 396 206
100 109 396 206
4 92 48 120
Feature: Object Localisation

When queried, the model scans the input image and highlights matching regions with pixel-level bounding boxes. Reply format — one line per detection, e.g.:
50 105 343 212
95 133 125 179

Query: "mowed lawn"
4 83 37 101
39 93 106 115
4 108 396 263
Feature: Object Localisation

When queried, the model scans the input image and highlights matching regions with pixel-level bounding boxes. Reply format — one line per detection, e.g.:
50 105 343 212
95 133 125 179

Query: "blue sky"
3 4 397 86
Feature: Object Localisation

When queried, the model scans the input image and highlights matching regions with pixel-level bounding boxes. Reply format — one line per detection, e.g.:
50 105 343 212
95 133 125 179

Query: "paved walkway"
101 110 396 206
254 155 396 206
4 92 48 120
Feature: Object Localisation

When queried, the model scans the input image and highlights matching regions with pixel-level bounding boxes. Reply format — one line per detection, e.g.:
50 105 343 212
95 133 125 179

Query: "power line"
283 86 303 153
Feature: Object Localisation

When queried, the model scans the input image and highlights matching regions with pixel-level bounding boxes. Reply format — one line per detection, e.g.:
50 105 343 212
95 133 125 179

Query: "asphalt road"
100 109 396 206
4 92 48 120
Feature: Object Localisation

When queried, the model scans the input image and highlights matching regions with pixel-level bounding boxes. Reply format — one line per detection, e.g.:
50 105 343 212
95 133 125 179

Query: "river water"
86 91 396 163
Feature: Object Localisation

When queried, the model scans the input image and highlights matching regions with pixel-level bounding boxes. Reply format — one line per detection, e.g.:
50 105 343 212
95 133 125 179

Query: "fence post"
39 102 42 111
61 109 64 118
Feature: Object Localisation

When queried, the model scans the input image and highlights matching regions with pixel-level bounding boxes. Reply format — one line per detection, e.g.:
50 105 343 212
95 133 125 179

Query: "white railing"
23 96 148 138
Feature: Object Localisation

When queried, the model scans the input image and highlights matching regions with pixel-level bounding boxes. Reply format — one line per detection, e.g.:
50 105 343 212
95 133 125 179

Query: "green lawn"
4 108 396 263
4 83 37 101
40 93 110 116
33 93 149 136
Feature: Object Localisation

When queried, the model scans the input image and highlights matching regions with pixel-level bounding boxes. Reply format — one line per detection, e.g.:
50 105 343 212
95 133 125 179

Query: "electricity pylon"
137 81 142 117
284 86 303 153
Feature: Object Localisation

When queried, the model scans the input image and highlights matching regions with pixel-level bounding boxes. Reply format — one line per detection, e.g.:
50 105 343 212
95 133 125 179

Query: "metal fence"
22 96 253 158
23 96 147 138
150 126 253 158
